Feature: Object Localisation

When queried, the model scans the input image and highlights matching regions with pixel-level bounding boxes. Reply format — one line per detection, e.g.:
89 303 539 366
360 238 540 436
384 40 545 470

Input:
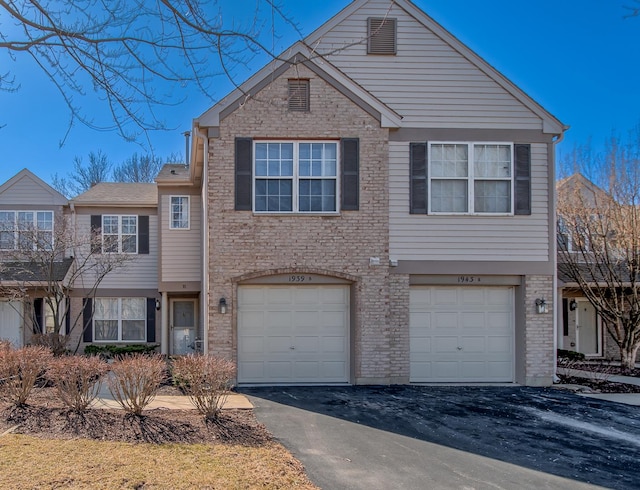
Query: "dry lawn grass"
0 433 319 489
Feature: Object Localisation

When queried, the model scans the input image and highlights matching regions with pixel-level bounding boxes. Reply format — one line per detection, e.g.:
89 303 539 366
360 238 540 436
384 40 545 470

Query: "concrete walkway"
93 393 253 410
93 378 252 410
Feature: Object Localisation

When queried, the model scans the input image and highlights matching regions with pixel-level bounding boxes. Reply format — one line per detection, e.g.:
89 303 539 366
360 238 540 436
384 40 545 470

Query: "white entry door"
410 286 514 383
171 299 197 355
0 300 23 347
238 285 350 384
577 300 601 356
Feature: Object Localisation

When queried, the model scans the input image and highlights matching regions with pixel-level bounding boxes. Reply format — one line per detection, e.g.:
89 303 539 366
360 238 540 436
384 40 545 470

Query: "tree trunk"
620 345 639 373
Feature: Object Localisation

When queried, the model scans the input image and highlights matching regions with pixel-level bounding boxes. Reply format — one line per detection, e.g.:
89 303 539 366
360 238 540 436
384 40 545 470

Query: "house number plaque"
457 276 482 284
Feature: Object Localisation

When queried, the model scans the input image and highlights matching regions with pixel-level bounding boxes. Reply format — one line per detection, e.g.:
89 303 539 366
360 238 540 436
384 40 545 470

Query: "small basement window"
288 79 310 112
367 17 397 55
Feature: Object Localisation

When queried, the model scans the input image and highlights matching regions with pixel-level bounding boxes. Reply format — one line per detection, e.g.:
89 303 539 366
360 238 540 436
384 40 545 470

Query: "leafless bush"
171 355 236 421
46 355 108 412
31 333 69 357
108 354 166 415
0 345 53 406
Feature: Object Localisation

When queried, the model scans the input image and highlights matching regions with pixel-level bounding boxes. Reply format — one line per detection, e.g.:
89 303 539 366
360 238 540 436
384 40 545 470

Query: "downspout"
195 126 209 355
551 129 567 383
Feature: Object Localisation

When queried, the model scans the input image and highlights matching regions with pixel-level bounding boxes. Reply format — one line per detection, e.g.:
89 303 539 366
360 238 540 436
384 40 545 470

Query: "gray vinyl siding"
159 193 202 282
76 213 159 289
312 0 543 129
0 178 66 207
389 142 550 261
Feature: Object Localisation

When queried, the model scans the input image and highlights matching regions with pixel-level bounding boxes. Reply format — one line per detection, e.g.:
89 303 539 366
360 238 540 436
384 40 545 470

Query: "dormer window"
288 79 310 112
367 17 397 55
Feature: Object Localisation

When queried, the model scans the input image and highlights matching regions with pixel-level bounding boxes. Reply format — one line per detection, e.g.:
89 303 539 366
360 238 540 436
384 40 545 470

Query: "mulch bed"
557 362 640 393
0 386 272 446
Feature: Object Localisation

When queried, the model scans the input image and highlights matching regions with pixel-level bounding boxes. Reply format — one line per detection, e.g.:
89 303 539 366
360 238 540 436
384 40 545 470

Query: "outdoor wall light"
155 298 161 311
569 299 578 311
218 297 227 314
535 298 548 314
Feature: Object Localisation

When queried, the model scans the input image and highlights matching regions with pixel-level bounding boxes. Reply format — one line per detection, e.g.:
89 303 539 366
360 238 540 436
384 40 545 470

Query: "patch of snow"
523 407 640 448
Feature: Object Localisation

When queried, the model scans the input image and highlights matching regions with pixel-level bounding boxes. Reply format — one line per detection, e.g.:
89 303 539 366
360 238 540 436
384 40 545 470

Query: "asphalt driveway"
241 386 640 490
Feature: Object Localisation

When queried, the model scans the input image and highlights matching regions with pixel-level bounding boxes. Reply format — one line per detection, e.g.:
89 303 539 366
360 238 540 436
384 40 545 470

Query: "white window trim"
169 195 190 230
0 210 54 251
427 142 514 216
102 215 138 254
93 297 147 343
252 140 341 215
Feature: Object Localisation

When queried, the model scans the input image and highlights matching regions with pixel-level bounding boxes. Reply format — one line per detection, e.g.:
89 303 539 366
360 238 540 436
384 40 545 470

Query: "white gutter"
196 126 209 355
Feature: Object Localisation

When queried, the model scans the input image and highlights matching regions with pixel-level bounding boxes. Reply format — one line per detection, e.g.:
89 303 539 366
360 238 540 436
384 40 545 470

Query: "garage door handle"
457 347 463 350
290 346 295 350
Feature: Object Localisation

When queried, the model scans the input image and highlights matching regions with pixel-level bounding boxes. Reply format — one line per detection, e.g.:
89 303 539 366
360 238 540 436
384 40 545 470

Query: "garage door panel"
434 336 459 353
240 336 264 354
238 285 349 384
488 336 512 353
434 288 457 305
266 336 293 353
410 286 514 383
410 337 431 355
434 312 458 328
461 312 485 328
295 336 319 352
322 336 347 353
461 336 485 352
434 361 458 378
460 288 485 304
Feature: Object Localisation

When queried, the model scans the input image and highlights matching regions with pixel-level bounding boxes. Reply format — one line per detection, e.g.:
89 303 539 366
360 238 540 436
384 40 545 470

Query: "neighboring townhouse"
556 174 639 363
68 183 161 352
190 0 566 385
0 169 71 347
156 163 205 356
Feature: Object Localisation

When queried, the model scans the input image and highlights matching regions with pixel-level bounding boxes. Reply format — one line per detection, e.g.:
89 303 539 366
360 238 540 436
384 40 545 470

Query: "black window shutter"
82 298 93 343
138 215 149 254
146 298 156 343
410 142 428 214
33 298 43 334
341 138 359 211
235 138 253 211
514 144 531 215
562 298 569 336
90 215 102 253
65 298 71 335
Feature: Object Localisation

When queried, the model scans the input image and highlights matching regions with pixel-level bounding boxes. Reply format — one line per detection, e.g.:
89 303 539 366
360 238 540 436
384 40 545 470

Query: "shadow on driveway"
241 386 640 490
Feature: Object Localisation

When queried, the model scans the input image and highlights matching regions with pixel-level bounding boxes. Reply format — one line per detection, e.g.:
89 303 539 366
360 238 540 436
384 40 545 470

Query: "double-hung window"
429 143 513 214
93 297 146 342
102 215 137 253
170 196 190 229
254 141 338 213
0 210 53 250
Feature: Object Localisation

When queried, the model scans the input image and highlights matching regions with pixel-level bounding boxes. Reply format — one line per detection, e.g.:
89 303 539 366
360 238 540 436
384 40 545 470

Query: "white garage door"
0 300 23 347
238 285 350 384
410 286 514 383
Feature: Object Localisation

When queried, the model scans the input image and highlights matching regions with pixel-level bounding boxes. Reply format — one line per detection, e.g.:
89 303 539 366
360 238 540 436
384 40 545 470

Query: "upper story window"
102 215 137 253
254 141 338 213
170 196 190 229
0 210 54 251
429 143 513 214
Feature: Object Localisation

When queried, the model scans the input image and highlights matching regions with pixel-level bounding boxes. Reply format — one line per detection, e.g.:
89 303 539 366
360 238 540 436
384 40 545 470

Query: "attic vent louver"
367 17 397 55
288 79 310 112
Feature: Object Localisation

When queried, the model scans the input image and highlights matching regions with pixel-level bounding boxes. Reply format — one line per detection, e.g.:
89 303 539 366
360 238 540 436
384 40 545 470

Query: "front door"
170 299 197 355
577 300 601 356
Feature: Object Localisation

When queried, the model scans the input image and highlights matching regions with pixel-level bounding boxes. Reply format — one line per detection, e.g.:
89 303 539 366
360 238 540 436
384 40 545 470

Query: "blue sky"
1 0 638 185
